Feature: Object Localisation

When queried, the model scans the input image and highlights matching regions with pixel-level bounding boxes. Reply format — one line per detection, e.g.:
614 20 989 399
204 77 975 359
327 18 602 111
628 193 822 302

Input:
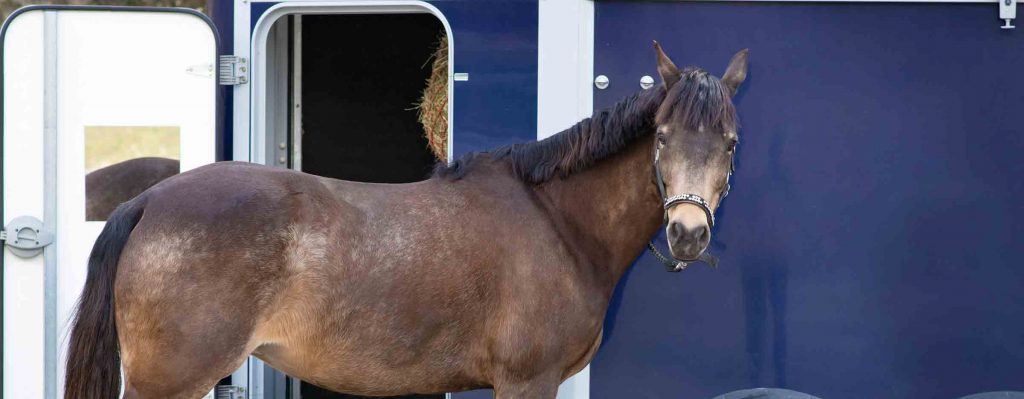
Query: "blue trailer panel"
591 2 1024 398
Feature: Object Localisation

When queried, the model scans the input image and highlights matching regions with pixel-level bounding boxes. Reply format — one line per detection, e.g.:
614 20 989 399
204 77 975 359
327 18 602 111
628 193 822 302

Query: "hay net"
416 32 449 162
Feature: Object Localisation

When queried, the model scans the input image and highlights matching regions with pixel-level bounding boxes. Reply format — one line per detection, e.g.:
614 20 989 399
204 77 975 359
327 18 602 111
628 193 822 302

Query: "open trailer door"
1 6 219 398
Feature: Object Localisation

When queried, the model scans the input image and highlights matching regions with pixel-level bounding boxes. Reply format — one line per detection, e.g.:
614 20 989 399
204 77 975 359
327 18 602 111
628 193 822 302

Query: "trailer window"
84 126 180 221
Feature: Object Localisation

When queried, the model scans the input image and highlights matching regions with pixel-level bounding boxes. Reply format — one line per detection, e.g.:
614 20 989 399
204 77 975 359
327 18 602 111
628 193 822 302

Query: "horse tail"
64 197 146 399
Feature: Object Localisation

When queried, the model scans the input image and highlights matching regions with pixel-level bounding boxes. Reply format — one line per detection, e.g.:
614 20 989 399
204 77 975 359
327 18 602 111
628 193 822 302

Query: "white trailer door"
1 6 219 398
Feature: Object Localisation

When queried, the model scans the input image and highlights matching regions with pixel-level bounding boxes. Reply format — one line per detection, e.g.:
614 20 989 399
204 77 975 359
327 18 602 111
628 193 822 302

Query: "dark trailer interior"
300 14 442 183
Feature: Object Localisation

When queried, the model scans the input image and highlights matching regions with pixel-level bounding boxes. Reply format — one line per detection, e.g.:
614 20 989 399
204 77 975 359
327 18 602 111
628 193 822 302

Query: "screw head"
594 75 610 90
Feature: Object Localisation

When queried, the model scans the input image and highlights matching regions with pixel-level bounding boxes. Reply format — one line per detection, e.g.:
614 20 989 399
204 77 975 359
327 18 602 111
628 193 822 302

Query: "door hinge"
215 385 246 399
1001 0 1016 29
218 55 248 85
2 215 54 258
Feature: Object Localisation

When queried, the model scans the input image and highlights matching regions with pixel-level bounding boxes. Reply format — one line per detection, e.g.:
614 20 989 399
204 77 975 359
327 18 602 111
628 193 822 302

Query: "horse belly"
255 345 481 396
250 286 486 396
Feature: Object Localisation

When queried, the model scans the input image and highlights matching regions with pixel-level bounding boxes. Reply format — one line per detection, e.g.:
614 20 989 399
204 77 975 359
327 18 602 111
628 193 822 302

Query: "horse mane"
433 67 735 183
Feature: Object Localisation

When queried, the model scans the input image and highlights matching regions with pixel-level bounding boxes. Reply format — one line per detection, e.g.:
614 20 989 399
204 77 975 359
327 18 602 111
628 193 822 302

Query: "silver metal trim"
265 18 289 167
249 358 266 398
289 375 302 399
43 10 59 399
291 15 303 172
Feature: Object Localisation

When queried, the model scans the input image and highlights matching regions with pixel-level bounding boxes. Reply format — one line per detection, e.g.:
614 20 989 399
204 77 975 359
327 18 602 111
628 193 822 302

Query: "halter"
647 141 734 272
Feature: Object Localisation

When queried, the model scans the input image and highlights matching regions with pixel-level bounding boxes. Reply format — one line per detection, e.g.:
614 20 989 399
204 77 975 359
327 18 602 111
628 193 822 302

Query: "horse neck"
535 134 664 292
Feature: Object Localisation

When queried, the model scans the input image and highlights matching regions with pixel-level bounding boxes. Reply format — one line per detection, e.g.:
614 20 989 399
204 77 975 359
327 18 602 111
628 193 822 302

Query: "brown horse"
86 157 180 221
64 43 748 399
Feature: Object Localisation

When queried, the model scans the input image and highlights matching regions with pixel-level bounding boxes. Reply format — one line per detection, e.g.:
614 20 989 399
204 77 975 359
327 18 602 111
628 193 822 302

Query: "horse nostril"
669 221 684 239
697 226 709 244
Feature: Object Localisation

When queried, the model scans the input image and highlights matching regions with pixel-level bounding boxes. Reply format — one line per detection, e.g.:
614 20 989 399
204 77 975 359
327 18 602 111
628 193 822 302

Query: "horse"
64 42 748 399
86 157 180 221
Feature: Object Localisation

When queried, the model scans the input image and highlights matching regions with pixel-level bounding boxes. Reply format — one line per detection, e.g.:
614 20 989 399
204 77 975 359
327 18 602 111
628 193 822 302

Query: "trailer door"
1 7 219 398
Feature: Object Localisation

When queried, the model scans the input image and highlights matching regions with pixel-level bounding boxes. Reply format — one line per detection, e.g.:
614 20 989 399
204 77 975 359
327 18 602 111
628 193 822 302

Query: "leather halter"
647 141 734 272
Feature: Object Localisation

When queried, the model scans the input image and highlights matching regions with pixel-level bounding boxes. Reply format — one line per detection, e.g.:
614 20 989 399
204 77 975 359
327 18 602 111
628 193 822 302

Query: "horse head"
651 42 748 262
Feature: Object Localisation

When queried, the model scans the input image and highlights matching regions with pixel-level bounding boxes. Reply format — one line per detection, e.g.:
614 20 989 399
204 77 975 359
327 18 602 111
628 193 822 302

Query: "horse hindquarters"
64 194 257 399
113 216 276 397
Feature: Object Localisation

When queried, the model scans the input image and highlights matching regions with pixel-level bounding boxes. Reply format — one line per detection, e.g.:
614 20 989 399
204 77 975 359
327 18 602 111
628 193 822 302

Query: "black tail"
64 198 146 399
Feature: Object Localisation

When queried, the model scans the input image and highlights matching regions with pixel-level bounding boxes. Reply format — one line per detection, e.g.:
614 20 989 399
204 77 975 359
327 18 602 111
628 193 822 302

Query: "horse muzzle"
667 219 710 261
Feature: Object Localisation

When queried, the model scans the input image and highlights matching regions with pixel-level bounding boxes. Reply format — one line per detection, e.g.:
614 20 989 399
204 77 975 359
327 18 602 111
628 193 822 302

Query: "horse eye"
727 141 738 153
656 133 667 146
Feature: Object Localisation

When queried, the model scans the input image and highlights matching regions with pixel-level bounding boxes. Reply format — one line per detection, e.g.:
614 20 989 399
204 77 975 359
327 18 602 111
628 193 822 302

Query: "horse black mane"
432 67 736 183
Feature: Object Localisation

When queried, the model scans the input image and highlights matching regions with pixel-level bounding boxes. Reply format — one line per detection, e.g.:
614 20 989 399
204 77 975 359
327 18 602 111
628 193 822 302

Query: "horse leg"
117 283 260 398
120 324 255 399
492 378 559 399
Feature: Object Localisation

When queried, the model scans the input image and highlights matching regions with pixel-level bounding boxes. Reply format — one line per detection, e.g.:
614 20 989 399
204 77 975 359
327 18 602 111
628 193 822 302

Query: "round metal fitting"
594 75 610 90
640 75 655 90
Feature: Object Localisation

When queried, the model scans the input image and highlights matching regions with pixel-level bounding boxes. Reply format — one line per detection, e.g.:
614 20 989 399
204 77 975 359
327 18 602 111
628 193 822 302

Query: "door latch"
1 215 53 258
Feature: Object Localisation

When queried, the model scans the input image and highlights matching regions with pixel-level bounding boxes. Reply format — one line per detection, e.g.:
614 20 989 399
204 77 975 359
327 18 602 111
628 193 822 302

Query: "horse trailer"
2 0 1022 398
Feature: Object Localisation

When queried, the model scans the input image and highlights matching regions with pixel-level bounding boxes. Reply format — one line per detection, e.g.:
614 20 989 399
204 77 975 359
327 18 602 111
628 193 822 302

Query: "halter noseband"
647 142 734 272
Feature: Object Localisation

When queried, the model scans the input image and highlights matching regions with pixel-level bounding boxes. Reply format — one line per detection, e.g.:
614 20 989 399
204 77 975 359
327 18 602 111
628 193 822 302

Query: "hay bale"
416 32 449 161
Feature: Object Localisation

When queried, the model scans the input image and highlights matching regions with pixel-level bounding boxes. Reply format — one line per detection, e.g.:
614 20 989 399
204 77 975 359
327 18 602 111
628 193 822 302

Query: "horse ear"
722 48 749 96
653 40 680 89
